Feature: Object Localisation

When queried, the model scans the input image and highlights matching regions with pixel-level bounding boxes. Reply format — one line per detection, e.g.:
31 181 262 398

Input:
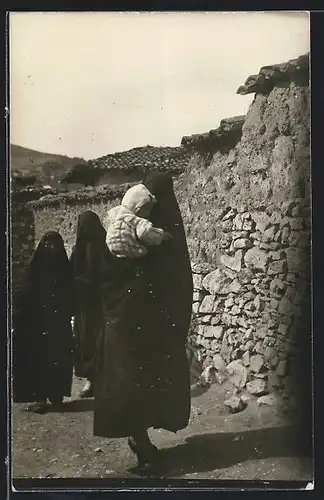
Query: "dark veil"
143 172 193 431
71 210 107 279
28 231 72 285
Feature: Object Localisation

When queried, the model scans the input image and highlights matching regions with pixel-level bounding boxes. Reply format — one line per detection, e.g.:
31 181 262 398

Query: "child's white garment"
104 184 165 259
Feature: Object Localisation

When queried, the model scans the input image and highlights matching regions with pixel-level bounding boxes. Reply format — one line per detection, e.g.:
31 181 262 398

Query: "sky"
9 11 310 160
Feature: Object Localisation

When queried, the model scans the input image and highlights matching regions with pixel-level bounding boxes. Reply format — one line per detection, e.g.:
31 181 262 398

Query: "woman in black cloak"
70 210 106 398
12 231 74 414
93 173 193 468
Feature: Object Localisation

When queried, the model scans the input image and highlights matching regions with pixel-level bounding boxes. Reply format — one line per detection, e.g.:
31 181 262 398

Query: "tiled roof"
236 53 309 96
181 115 245 152
88 145 191 174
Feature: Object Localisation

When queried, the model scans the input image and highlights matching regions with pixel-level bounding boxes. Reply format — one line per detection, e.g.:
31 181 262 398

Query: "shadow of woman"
136 424 309 478
47 398 94 413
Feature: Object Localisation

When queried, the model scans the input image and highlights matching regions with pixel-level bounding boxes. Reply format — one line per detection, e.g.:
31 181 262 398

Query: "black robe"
93 173 193 438
12 231 74 403
70 210 107 381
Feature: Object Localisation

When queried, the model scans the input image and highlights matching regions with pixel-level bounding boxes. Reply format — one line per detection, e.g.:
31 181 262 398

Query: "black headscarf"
28 231 71 286
71 210 106 279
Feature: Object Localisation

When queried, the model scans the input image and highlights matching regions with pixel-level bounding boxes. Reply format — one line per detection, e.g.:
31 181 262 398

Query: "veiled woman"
93 173 193 469
12 231 74 414
70 210 106 398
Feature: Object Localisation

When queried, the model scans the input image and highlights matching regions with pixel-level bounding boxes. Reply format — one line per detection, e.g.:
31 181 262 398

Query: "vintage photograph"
9 11 312 486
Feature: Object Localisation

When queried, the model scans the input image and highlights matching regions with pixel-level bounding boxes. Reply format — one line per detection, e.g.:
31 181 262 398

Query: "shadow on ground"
47 398 94 413
131 424 310 477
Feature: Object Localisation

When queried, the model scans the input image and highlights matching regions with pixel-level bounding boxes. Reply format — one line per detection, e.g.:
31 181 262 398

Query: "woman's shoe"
25 401 47 414
127 436 158 468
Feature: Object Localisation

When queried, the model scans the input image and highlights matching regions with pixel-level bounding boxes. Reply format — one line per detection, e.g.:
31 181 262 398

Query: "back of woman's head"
76 210 106 243
29 230 70 279
143 172 174 198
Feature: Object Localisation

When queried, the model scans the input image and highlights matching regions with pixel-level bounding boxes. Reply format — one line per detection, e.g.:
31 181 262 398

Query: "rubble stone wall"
176 54 310 399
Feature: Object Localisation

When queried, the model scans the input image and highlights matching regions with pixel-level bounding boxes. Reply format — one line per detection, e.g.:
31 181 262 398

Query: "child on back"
104 183 171 259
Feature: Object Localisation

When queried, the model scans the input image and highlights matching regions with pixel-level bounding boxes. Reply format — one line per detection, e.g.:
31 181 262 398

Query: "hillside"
10 144 86 186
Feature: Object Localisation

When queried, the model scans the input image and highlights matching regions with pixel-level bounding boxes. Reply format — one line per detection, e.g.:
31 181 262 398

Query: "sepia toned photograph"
8 11 313 488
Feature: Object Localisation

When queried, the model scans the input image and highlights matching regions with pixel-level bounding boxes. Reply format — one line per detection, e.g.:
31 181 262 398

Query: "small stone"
241 393 250 404
226 360 248 388
257 394 281 407
231 305 241 315
250 354 265 373
95 447 103 453
242 219 254 231
276 360 288 377
286 247 306 273
212 354 226 372
246 379 268 396
256 328 267 339
229 279 242 293
278 296 293 316
222 208 237 220
267 260 287 275
202 269 231 294
242 351 250 366
233 213 244 230
270 298 279 310
288 231 300 246
244 247 269 271
270 278 286 294
193 274 203 291
250 212 271 233
281 226 290 244
221 250 243 273
199 295 215 313
211 315 221 325
193 291 204 302
262 225 277 243
224 396 247 414
289 218 304 230
268 371 281 390
253 295 264 311
264 346 277 361
278 323 288 335
192 303 199 314
201 314 212 324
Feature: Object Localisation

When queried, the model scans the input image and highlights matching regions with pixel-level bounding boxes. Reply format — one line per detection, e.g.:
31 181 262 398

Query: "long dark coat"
70 211 107 381
93 173 193 438
12 231 74 403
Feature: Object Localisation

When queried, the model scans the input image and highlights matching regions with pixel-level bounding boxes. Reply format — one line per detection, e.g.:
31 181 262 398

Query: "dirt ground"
12 376 313 482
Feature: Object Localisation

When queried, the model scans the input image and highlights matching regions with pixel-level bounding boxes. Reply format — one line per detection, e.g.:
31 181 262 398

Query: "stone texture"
226 360 248 388
244 247 269 271
220 250 243 272
224 396 247 414
246 379 268 396
249 354 265 373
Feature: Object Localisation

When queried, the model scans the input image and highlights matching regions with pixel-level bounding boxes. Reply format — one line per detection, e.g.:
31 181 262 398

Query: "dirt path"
12 377 313 481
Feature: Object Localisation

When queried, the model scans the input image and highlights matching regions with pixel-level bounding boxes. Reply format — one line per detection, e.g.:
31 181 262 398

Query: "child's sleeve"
136 218 165 246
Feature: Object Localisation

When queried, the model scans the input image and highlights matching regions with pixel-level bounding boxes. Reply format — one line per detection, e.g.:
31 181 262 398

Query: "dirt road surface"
12 376 313 482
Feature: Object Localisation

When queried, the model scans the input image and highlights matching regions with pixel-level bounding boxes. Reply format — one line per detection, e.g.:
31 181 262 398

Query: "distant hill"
10 144 86 187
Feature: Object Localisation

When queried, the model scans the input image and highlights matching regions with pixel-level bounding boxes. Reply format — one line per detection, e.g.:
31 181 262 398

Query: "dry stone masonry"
177 53 310 404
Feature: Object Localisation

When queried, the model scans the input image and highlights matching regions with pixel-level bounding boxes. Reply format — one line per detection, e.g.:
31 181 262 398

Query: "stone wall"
176 53 310 402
